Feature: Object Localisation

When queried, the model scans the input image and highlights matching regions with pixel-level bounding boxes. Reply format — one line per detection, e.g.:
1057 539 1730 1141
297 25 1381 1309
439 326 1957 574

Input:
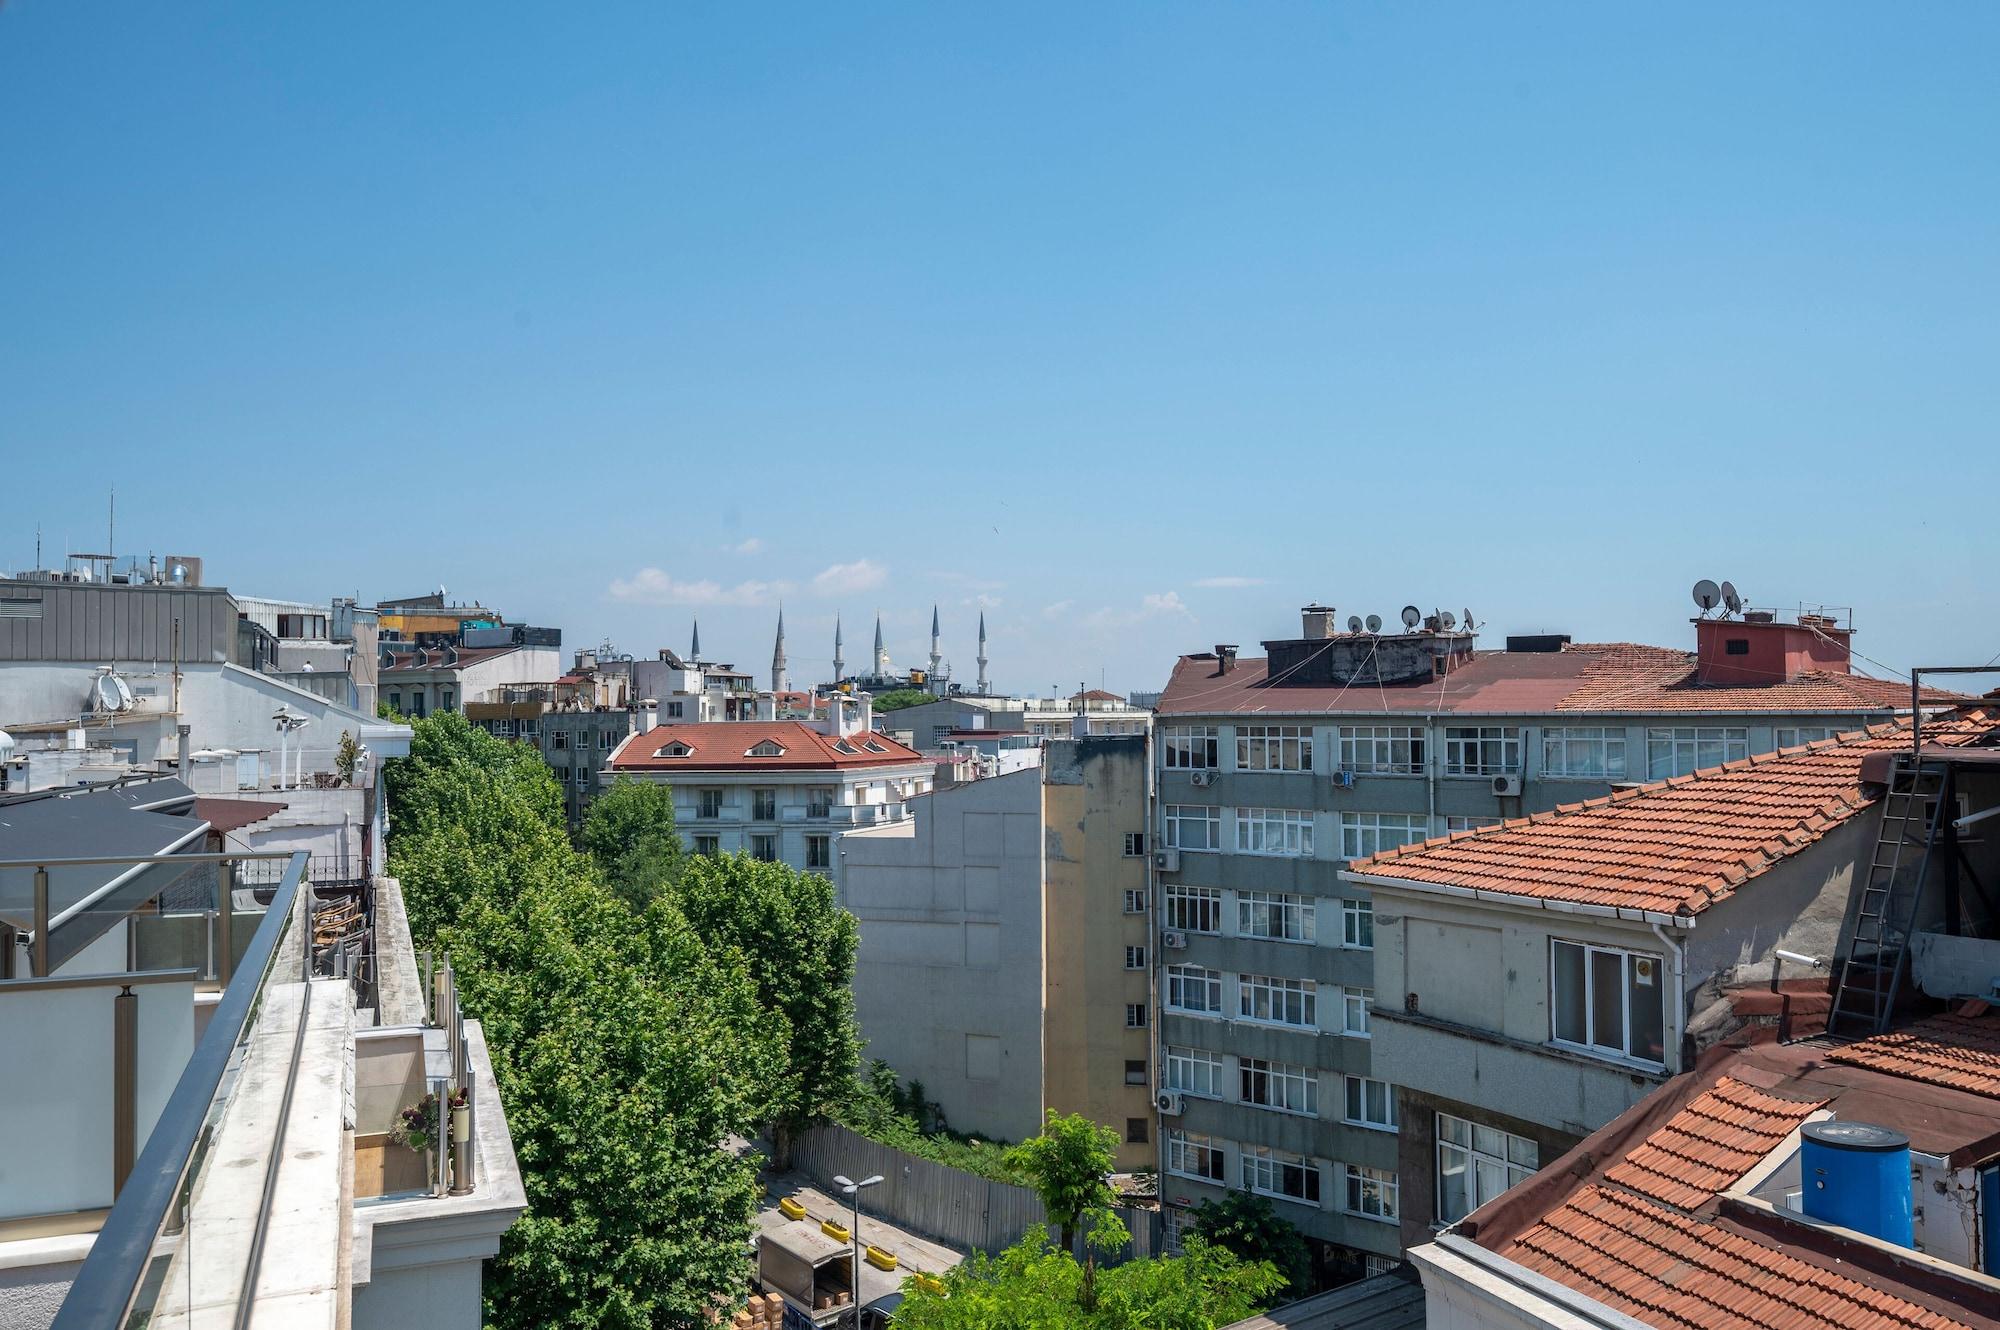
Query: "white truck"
757 1224 858 1329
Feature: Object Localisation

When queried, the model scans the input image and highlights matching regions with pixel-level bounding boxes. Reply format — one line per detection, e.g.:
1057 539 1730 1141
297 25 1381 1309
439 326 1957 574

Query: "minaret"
976 612 990 693
929 605 942 680
873 613 890 678
690 619 702 664
832 616 845 682
771 606 788 694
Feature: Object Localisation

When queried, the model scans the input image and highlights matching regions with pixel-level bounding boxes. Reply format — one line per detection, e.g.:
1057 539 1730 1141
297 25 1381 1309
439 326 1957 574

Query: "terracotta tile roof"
380 646 521 672
1827 1004 2000 1098
606 720 926 773
1350 711 2000 917
1155 641 1963 718
1600 1077 1827 1210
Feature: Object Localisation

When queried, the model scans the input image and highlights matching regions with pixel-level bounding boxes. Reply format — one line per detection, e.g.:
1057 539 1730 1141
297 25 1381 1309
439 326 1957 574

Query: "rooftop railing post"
450 1068 475 1197
32 867 50 977
216 861 236 987
114 985 137 1196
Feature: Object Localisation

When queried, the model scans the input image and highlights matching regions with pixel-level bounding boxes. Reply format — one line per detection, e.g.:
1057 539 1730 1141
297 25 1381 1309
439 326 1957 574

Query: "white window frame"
1344 1165 1399 1223
751 787 778 821
1340 813 1425 861
1236 724 1313 772
1549 939 1666 1066
1338 724 1426 775
1436 1113 1539 1225
1341 898 1374 950
1161 725 1220 770
1446 815 1500 833
1165 1046 1223 1099
1340 986 1373 1038
1242 1146 1321 1205
1165 1129 1226 1183
1239 1057 1318 1117
1163 884 1222 934
1123 832 1147 857
1237 891 1315 944
1125 1003 1148 1029
1124 945 1147 971
1238 973 1317 1029
1541 726 1628 780
1645 725 1748 779
1443 726 1522 776
1343 1075 1397 1131
1163 804 1222 851
750 833 778 863
1235 807 1315 857
1122 888 1147 915
698 788 724 819
1775 725 1845 748
805 835 831 870
1164 964 1223 1017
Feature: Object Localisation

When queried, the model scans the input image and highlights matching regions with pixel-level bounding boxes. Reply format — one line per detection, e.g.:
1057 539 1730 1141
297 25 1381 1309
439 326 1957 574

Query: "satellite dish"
94 673 134 713
1440 610 1457 630
1463 608 1476 631
1346 615 1364 634
1365 613 1382 633
1720 581 1743 615
1691 579 1722 612
1400 605 1422 629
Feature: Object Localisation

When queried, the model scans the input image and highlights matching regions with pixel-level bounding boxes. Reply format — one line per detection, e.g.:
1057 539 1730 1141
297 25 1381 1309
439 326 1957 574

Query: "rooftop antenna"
1365 613 1382 633
1400 605 1422 630
1463 608 1476 632
108 487 114 560
1347 615 1364 634
1691 579 1722 615
1720 581 1743 616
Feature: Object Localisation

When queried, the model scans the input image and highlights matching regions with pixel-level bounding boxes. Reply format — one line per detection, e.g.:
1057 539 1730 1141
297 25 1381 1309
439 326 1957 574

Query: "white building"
378 643 563 718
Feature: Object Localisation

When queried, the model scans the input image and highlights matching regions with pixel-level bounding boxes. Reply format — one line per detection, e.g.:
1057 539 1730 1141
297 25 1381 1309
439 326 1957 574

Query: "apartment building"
603 696 933 878
379 641 563 718
1149 599 1940 1276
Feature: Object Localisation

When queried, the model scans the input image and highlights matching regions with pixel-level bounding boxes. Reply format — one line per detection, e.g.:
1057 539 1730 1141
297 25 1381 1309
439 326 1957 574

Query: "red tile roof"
1827 1003 2000 1098
1350 711 2000 917
1155 641 1962 718
380 646 522 672
607 721 926 773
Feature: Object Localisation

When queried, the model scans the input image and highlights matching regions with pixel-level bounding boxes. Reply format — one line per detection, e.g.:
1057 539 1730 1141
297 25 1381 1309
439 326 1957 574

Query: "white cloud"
1192 575 1265 589
1082 591 1195 631
812 559 887 596
962 593 1003 610
725 537 765 556
1041 599 1076 620
606 568 784 607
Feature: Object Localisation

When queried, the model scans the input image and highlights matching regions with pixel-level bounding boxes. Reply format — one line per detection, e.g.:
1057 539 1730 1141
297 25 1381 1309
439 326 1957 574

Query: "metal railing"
50 850 309 1330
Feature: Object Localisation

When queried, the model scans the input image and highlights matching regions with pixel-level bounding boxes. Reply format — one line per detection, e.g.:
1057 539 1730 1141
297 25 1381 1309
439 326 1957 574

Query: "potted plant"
392 1091 442 1154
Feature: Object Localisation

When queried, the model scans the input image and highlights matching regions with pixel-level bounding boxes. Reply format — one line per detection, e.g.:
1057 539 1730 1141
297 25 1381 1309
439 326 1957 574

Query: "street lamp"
832 1173 883 1314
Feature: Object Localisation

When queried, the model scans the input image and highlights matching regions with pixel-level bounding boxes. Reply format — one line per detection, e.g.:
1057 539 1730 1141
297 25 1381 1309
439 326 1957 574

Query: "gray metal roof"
1225 1271 1426 1330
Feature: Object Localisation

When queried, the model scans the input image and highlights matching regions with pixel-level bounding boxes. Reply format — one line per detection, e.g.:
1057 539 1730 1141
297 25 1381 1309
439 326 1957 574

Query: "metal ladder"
1828 756 1952 1036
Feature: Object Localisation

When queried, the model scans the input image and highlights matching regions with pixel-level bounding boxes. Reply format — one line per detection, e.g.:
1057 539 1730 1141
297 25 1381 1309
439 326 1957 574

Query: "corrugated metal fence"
789 1124 1157 1262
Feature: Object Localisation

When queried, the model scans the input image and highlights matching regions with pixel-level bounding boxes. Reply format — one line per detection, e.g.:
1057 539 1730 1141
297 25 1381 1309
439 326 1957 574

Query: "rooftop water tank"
1800 1120 1912 1247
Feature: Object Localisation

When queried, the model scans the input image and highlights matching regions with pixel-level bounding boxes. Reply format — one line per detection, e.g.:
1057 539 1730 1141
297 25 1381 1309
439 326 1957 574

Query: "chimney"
638 698 658 732
1695 613 1852 685
177 724 191 781
1215 645 1239 674
1301 605 1337 640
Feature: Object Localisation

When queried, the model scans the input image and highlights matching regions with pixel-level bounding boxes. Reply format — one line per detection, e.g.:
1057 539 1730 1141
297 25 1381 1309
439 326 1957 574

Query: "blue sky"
3 3 1995 695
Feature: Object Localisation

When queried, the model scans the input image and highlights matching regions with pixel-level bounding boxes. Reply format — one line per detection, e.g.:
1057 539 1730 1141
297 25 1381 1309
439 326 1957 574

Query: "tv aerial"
1400 605 1422 630
1347 615 1364 634
1691 579 1722 614
1365 613 1383 633
1720 581 1743 616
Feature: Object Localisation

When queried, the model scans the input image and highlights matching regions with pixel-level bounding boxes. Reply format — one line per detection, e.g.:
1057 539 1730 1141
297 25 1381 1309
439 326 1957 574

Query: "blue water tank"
1800 1121 1912 1247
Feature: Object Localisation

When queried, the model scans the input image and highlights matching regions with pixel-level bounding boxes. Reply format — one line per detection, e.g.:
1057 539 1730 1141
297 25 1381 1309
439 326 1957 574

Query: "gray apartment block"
537 709 638 827
1149 604 1918 1273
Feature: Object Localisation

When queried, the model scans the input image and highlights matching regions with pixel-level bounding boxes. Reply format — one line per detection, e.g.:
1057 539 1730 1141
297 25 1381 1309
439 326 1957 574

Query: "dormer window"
655 741 693 759
862 739 887 753
832 740 857 755
747 740 787 758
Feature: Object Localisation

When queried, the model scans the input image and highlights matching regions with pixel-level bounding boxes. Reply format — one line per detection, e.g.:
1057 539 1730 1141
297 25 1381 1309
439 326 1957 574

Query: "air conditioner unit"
1154 847 1182 874
1491 773 1523 797
1189 770 1213 787
1162 929 1188 950
1332 770 1357 789
1156 1090 1186 1117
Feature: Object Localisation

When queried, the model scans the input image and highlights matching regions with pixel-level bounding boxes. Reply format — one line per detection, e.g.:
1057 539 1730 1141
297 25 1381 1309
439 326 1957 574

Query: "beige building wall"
1041 736 1155 1171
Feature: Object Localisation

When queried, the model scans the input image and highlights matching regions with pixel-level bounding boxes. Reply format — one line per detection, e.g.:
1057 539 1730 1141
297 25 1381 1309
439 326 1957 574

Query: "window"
1123 832 1147 857
1724 638 1750 656
441 690 455 711
1344 1166 1398 1223
1162 1206 1193 1255
1239 974 1316 1028
807 787 834 819
751 788 777 821
1775 725 1845 748
1341 898 1374 949
698 788 724 819
1165 1046 1223 1098
1542 726 1627 779
1164 885 1222 934
1125 1003 1148 1029
599 729 618 749
408 693 426 718
1444 726 1520 775
1125 945 1147 970
556 766 571 785
1446 815 1500 832
805 835 830 870
1238 891 1314 943
519 717 538 737
1343 1076 1397 1130
751 834 778 863
552 730 571 750
1122 889 1147 915
1338 725 1426 775
1243 1147 1320 1204
1126 1118 1149 1144
693 835 719 856
1123 1059 1149 1086
1236 725 1313 772
1550 940 1666 1064
1340 813 1424 861
1166 1130 1226 1183
1646 726 1748 779
1162 726 1219 770
1437 1114 1539 1224
666 701 685 719
1235 808 1315 857
749 740 787 758
1165 964 1224 1015
1163 805 1221 851
1240 1058 1317 1116
1340 986 1373 1037
388 692 402 714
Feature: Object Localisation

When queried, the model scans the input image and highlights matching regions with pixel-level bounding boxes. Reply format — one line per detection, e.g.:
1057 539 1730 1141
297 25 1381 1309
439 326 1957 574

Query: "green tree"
579 776 686 908
1189 1189 1311 1295
869 688 937 712
1006 1111 1124 1306
890 1226 1282 1330
334 730 361 785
